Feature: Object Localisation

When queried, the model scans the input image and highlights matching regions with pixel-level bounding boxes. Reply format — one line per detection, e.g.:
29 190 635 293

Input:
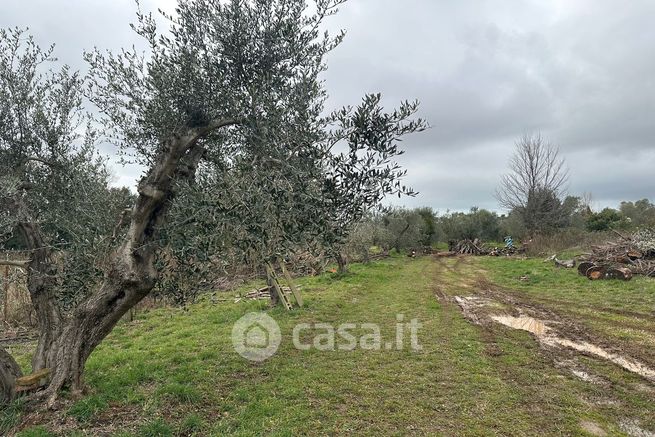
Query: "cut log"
586 266 608 280
14 368 50 393
586 266 633 281
606 268 633 281
435 251 456 258
578 262 596 276
554 258 576 268
627 250 643 260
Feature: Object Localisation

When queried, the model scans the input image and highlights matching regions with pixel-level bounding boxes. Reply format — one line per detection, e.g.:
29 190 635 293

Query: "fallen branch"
554 258 576 269
0 260 29 269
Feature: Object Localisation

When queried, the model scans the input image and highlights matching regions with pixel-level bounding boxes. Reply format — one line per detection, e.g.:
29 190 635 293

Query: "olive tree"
1 0 346 406
0 28 133 404
0 0 425 406
164 94 425 299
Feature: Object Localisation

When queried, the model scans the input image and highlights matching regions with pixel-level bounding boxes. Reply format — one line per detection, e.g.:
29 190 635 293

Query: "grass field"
3 255 655 436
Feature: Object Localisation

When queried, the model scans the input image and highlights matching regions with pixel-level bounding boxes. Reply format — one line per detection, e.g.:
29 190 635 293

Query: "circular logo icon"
232 312 281 362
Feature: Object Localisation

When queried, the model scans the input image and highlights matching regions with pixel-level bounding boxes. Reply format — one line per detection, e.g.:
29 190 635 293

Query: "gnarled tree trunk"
2 120 237 408
38 129 217 406
16 222 63 373
0 348 22 405
44 253 158 397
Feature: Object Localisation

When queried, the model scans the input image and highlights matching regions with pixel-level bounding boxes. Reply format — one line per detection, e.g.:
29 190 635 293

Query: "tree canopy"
0 0 425 406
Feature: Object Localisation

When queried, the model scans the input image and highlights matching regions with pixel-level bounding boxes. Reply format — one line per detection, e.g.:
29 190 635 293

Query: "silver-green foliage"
0 28 131 308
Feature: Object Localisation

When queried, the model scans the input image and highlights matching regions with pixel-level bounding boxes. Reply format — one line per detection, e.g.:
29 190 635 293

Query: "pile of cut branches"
235 285 299 303
579 228 655 280
448 239 489 256
488 246 519 257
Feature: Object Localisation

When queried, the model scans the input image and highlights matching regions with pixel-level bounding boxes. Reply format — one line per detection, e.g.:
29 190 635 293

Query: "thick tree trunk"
0 348 22 405
336 252 348 275
13 217 64 372
45 259 157 397
26 121 237 407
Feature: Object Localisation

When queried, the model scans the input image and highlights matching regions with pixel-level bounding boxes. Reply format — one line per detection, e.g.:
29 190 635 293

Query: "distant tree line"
343 197 655 259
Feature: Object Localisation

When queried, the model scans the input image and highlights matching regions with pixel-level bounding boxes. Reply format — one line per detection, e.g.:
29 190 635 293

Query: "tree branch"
26 157 60 168
0 259 30 269
190 117 241 141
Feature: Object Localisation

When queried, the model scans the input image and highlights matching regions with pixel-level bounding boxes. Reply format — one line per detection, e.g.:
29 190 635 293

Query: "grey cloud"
2 0 653 212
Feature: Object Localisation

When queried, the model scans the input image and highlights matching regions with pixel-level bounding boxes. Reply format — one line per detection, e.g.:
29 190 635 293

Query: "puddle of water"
491 315 549 337
491 315 655 383
545 337 655 382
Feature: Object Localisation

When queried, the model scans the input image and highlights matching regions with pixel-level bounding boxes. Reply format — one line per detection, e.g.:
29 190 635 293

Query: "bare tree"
496 134 569 235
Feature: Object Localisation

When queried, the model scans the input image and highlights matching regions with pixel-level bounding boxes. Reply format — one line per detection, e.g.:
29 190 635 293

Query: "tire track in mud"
431 255 655 436
432 255 623 370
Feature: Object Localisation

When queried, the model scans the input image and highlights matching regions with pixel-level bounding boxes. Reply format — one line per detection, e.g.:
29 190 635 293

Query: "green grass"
7 255 655 436
478 256 655 358
1 400 25 433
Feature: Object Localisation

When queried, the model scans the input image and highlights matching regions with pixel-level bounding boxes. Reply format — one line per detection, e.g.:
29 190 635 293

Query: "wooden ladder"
265 263 294 311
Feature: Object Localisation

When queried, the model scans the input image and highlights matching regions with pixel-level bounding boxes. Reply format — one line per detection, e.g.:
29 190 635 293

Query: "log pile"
449 239 489 256
488 246 517 257
579 228 655 280
237 285 299 302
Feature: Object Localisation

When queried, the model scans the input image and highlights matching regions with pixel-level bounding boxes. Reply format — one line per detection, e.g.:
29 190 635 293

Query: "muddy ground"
434 255 655 436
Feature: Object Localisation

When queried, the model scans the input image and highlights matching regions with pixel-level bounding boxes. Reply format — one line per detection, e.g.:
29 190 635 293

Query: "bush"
438 208 503 242
586 208 628 232
525 229 614 256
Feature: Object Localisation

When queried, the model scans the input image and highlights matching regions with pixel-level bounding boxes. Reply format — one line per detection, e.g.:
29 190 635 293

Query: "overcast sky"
2 0 653 213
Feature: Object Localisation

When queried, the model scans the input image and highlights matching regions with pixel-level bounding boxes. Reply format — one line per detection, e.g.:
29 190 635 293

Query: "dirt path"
432 255 655 437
